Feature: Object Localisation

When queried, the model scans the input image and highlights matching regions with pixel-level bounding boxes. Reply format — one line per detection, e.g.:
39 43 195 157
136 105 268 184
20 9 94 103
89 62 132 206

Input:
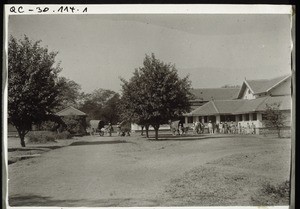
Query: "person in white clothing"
208 121 213 134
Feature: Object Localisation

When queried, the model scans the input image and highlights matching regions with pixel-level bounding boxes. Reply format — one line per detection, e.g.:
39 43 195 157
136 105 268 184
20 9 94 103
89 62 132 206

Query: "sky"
8 14 292 93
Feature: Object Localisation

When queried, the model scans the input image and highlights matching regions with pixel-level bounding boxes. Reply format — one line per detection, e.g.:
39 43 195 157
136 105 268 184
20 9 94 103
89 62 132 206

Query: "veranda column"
185 116 188 125
242 114 246 121
249 113 253 121
256 113 263 134
235 115 239 122
216 115 221 124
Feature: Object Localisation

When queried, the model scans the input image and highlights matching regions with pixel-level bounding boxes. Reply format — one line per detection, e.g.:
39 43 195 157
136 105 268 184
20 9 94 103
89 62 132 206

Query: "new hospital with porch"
184 74 291 134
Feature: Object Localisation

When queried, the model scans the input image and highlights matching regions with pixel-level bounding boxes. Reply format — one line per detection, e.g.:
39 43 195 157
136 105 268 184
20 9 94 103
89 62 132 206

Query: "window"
204 116 208 123
220 115 225 122
245 114 250 121
248 89 251 94
252 113 257 120
188 117 193 123
239 114 243 121
225 115 236 122
208 116 216 123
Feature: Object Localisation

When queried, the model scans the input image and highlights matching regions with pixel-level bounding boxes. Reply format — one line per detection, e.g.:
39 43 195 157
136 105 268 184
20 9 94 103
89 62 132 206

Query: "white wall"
131 123 171 131
242 86 256 100
270 79 291 96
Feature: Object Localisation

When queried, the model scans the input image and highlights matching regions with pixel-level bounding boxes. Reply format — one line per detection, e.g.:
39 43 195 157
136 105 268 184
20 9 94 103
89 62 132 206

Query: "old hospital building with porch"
184 74 291 134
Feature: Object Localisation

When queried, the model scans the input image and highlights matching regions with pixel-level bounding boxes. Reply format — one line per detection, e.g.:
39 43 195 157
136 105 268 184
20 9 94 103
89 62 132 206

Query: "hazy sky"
8 14 292 93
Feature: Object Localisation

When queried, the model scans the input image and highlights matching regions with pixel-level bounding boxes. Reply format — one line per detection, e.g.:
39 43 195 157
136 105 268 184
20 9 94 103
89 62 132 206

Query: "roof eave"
265 75 291 93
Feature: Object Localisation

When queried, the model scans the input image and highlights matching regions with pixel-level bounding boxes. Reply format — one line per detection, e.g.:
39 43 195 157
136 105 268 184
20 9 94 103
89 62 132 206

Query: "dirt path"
8 134 290 206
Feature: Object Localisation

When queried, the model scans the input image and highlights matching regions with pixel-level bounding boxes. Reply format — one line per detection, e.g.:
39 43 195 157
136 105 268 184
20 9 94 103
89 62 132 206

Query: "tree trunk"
141 125 144 136
18 130 26 147
145 125 149 138
16 126 27 147
20 135 26 147
154 128 159 140
277 128 281 138
153 124 160 140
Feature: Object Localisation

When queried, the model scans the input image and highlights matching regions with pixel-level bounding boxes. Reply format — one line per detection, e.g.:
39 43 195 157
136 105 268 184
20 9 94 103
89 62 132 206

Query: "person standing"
179 123 184 135
200 122 204 133
117 122 121 136
208 121 213 134
195 121 200 134
246 123 251 134
107 123 113 136
219 122 223 134
251 122 256 134
192 122 196 134
231 122 236 134
215 122 219 134
239 123 242 134
224 122 227 134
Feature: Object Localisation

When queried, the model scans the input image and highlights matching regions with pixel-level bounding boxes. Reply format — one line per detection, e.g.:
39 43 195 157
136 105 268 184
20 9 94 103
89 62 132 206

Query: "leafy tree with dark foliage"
8 35 62 147
56 77 82 110
120 53 192 140
79 88 121 124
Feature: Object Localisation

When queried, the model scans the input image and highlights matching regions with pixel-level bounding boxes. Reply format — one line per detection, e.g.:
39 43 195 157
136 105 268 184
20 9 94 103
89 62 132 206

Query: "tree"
264 103 287 138
221 84 241 88
55 77 82 110
8 35 62 147
120 53 192 140
79 88 121 124
101 93 121 123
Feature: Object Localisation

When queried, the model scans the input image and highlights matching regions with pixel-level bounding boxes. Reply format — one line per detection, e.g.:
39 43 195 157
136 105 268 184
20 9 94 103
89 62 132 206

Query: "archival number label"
9 6 88 14
57 6 88 13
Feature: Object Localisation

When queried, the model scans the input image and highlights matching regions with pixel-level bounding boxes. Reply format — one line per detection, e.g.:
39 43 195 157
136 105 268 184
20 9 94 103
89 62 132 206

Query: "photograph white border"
3 4 294 209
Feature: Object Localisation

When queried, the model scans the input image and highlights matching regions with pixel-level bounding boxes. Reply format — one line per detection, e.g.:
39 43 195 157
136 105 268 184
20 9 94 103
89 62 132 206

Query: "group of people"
96 123 114 136
191 121 205 134
192 121 256 135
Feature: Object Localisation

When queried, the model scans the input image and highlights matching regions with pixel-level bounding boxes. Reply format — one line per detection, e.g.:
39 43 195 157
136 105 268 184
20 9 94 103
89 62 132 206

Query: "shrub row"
27 131 72 144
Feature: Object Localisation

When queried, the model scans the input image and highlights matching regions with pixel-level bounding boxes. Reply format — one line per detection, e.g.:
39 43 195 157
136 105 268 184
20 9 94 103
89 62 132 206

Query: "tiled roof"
234 97 269 114
56 106 87 116
187 96 290 116
246 74 290 94
190 88 240 101
214 100 246 114
256 95 291 111
187 100 219 116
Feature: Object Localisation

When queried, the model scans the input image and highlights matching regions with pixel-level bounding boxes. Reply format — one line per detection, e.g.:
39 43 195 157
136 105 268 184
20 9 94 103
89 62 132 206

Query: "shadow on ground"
70 140 127 146
8 146 63 152
9 194 160 207
147 134 245 141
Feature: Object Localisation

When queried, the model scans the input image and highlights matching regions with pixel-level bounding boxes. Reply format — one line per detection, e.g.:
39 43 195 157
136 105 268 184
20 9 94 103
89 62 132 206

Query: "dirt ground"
7 133 291 207
7 137 80 164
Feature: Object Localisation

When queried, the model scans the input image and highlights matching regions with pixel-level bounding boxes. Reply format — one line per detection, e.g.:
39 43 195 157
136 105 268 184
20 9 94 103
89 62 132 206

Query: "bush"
56 131 73 139
27 131 57 143
251 180 290 205
27 130 73 143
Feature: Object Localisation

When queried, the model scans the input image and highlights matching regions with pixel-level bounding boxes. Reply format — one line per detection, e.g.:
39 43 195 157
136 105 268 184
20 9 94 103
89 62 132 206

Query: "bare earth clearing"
8 133 291 207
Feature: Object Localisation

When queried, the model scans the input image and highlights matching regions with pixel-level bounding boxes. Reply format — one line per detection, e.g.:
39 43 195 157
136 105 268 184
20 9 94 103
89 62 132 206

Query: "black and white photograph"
3 5 294 208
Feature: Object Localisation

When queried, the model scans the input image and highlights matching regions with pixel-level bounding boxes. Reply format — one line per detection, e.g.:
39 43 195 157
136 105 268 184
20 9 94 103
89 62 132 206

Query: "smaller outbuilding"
56 106 87 135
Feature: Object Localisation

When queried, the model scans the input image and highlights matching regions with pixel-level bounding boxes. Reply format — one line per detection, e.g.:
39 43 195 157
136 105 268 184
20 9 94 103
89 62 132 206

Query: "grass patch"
251 180 290 206
162 150 290 206
163 166 258 206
